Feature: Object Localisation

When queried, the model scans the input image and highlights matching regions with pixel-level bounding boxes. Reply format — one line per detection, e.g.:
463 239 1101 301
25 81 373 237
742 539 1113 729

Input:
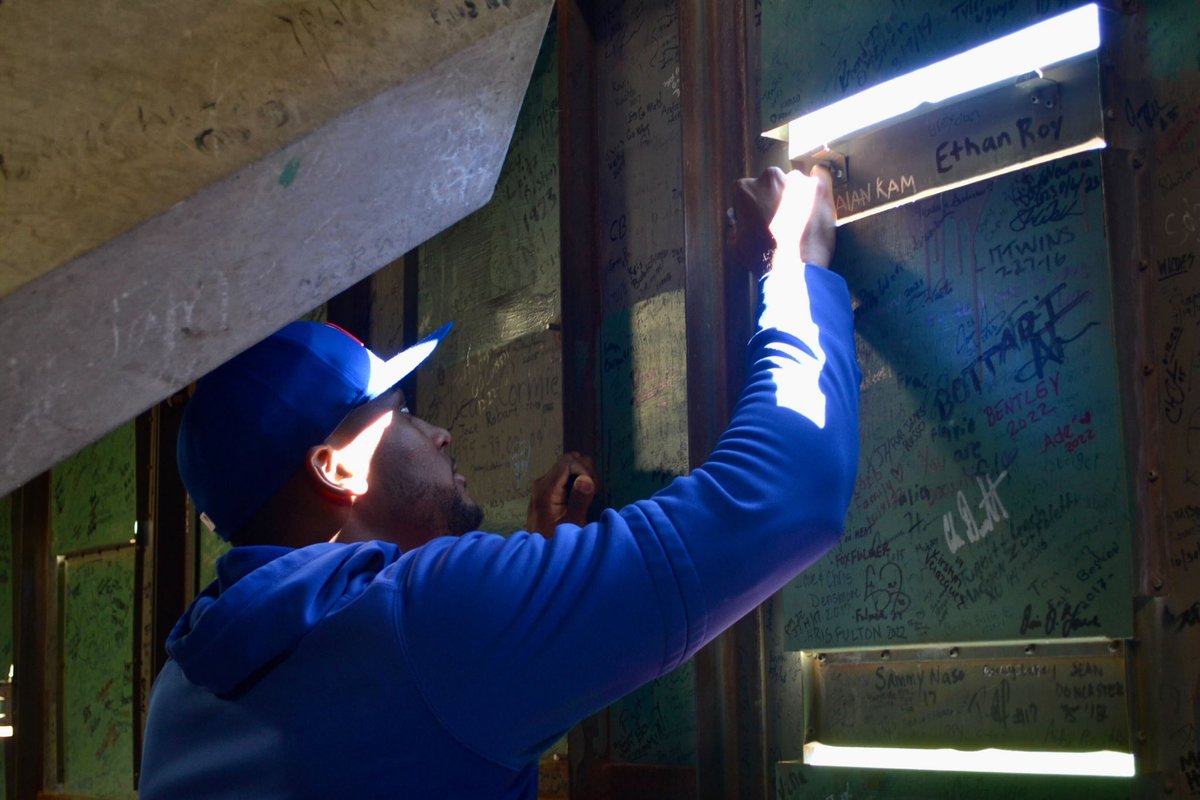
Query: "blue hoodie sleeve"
393 264 860 769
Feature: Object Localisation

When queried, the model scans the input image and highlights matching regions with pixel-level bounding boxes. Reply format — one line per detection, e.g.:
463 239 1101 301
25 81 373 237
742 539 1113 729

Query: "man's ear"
306 444 365 502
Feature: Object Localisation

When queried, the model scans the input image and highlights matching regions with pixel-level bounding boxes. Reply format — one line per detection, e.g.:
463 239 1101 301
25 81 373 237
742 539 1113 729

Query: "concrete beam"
0 0 552 299
0 2 552 495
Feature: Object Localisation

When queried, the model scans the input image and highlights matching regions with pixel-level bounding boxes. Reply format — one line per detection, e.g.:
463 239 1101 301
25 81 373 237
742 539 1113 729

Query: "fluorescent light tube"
786 4 1101 159
803 742 1135 778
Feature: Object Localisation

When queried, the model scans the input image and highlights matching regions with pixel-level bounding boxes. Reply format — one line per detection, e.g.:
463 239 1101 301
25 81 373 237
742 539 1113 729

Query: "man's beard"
446 490 484 536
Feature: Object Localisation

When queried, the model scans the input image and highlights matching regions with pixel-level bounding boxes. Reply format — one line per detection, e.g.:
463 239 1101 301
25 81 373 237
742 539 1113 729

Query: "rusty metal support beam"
132 390 193 786
401 250 423 410
133 410 150 785
558 0 605 796
679 0 767 798
557 0 601 462
326 274 376 348
11 474 52 800
148 395 192 682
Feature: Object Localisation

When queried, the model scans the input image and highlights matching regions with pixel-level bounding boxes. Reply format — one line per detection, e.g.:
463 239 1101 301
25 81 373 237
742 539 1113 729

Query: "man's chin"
448 494 485 536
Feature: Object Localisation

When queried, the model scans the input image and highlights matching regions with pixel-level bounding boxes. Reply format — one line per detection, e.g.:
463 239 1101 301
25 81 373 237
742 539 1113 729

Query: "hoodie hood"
166 541 401 696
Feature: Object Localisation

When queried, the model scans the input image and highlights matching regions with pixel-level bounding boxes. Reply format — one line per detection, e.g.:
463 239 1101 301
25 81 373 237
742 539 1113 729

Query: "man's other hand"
729 165 836 276
526 452 599 535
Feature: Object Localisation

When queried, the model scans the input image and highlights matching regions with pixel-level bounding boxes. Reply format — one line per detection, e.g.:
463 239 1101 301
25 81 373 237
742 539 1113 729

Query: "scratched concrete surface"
0 2 552 495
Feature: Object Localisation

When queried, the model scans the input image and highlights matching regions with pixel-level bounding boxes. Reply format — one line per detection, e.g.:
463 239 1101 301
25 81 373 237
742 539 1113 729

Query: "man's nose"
432 425 451 449
414 416 452 449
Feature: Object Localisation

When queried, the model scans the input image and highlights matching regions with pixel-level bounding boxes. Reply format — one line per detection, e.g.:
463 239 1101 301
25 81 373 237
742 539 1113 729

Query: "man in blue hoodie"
139 166 860 798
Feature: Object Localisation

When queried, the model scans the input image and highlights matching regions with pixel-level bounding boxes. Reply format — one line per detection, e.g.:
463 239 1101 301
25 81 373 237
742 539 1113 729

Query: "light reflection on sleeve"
759 264 829 429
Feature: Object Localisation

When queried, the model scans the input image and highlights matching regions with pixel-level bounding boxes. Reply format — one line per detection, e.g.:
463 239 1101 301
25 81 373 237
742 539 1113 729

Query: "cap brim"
364 321 453 399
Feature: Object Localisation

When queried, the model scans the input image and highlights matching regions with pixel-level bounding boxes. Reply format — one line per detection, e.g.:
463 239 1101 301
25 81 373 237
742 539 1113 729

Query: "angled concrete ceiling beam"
0 1 553 494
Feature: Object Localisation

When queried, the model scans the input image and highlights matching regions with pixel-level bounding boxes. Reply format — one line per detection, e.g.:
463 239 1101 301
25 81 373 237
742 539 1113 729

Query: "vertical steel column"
147 396 192 681
134 410 150 784
133 391 193 786
11 474 51 800
557 0 601 461
558 1 604 796
1099 5 1182 795
327 274 375 348
679 0 769 797
399 251 423 410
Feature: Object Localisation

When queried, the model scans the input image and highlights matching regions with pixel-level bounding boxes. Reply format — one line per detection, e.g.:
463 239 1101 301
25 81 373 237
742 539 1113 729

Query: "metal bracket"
1017 73 1061 112
792 147 849 186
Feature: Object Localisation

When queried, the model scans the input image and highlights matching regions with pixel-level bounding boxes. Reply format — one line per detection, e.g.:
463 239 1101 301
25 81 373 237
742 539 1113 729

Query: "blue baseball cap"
177 321 453 540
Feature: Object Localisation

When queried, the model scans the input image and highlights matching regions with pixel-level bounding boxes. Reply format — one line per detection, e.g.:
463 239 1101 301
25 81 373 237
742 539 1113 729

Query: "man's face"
338 389 483 545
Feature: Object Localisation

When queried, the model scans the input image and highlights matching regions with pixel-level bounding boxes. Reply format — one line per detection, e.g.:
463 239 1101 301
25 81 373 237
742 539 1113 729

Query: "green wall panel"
52 422 136 553
782 155 1132 649
61 551 136 798
417 17 562 535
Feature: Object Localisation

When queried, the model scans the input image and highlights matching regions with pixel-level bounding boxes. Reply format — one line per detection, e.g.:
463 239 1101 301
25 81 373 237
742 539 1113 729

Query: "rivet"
1143 363 1154 375
1024 644 1036 655
1149 469 1159 482
881 650 891 661
949 647 960 658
